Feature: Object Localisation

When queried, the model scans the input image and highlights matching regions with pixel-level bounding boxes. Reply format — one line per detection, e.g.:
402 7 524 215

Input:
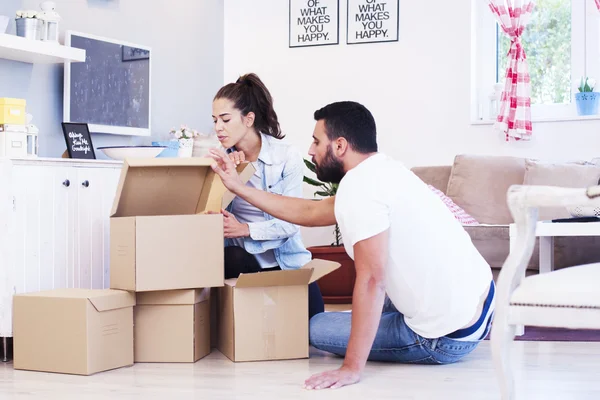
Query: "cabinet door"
75 167 121 289
11 165 76 293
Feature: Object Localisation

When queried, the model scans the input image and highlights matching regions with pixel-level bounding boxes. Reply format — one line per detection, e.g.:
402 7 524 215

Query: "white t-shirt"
334 153 493 339
230 162 278 268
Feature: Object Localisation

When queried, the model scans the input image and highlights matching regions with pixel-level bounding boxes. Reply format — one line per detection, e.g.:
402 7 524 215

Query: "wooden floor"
1 341 599 399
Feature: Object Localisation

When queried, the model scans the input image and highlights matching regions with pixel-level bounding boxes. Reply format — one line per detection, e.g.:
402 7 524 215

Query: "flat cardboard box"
135 288 211 363
109 158 254 292
218 259 340 362
13 289 135 375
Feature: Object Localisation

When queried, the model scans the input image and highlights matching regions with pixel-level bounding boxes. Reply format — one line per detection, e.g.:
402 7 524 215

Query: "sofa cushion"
464 225 540 271
446 155 526 225
427 185 479 225
523 160 600 220
411 166 452 193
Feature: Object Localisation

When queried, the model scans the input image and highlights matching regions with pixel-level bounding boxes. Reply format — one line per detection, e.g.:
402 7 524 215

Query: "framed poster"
289 0 339 48
61 122 96 159
347 0 399 45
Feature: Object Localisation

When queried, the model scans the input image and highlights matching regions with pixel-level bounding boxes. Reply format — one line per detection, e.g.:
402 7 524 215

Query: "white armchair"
492 184 600 400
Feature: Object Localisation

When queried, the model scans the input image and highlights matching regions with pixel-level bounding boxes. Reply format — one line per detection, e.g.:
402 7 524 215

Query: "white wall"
3 0 223 158
224 0 600 246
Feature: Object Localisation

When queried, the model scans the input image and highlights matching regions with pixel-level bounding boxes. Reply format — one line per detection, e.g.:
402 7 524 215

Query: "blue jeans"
309 297 486 364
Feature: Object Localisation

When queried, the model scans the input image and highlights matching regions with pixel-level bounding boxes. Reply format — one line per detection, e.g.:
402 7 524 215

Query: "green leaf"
325 182 338 195
303 159 316 173
315 191 330 197
303 176 324 187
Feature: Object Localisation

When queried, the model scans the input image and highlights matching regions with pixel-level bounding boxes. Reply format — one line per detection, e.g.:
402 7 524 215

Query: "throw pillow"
428 185 479 226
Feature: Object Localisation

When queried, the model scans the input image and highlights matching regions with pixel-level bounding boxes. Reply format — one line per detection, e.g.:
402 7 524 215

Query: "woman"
212 73 324 319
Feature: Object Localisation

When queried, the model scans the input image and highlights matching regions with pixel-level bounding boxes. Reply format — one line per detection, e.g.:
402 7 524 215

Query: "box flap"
17 288 136 311
301 259 342 284
110 158 254 217
224 279 238 287
136 288 210 305
234 269 313 288
86 290 136 312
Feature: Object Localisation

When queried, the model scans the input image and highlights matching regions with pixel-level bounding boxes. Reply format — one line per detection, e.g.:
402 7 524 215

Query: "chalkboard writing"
289 0 339 47
61 122 96 159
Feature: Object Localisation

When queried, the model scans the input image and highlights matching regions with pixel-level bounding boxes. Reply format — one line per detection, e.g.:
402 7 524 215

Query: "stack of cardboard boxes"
12 158 340 375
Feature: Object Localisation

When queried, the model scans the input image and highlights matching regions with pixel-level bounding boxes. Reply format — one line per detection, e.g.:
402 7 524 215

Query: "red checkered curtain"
489 0 535 141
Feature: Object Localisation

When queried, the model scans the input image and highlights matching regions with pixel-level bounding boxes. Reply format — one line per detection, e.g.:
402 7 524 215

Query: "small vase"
177 138 194 158
575 92 600 116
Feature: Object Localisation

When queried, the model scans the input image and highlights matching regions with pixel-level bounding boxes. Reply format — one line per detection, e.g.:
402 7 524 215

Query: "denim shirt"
225 134 312 270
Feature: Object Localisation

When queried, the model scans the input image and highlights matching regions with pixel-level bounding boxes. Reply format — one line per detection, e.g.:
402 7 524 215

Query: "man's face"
308 120 345 184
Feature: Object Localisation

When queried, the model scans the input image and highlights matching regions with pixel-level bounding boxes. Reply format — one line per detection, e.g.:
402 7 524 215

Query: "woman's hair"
214 73 283 139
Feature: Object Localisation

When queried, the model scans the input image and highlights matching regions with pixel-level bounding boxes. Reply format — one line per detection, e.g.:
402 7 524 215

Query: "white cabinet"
0 157 122 337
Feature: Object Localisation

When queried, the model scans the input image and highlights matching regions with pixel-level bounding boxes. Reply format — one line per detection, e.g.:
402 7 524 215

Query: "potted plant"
303 159 356 304
15 10 43 40
575 77 600 116
169 125 199 158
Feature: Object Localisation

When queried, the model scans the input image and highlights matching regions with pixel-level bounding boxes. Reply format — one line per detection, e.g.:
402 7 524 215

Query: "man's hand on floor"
303 366 361 390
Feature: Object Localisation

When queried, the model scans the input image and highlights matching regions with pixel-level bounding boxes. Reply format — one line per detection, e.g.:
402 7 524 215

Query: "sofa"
410 154 600 276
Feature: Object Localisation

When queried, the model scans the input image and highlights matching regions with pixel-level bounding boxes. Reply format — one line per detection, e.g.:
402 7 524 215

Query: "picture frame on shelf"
61 122 96 160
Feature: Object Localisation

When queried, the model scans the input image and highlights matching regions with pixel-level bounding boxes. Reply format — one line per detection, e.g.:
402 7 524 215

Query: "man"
209 101 495 390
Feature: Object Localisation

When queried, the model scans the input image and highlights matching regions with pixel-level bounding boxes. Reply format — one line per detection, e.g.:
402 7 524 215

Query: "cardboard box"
0 125 27 158
134 288 211 363
218 259 340 362
13 289 135 375
0 97 26 125
210 287 219 348
109 158 254 292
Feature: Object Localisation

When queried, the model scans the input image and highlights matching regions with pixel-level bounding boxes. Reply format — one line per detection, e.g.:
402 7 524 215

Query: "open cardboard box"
134 288 211 363
217 259 340 362
13 289 136 375
109 158 254 292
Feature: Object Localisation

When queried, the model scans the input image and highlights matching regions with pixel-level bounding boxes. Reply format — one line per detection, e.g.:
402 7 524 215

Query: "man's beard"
314 147 345 184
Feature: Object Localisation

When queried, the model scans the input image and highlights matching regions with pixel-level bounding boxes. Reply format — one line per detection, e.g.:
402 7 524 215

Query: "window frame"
472 0 600 123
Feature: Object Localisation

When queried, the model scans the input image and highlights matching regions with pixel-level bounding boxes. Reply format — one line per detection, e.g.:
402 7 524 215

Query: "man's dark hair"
313 101 377 154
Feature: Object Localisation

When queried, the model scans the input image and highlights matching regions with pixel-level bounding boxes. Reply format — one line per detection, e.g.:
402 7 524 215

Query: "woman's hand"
221 209 250 238
208 149 245 194
228 150 246 165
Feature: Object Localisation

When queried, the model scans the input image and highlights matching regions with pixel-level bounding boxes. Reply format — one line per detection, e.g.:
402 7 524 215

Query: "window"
473 0 600 122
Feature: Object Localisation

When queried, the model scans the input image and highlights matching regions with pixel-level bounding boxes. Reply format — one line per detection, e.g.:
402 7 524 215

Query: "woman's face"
212 98 253 149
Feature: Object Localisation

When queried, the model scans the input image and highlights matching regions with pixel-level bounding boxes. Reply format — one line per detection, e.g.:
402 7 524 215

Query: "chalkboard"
61 122 96 159
68 34 150 130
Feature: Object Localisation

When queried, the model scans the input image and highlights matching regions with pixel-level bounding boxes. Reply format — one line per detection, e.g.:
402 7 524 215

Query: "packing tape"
262 288 278 359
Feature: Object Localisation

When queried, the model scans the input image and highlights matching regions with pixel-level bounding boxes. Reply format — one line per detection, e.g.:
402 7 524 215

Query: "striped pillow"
428 185 479 226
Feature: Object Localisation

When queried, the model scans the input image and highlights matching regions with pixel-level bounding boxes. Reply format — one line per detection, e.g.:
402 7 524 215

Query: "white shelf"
0 33 85 64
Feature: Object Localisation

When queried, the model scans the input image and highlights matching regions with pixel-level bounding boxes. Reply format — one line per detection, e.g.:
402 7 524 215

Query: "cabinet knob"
82 180 90 188
62 179 70 187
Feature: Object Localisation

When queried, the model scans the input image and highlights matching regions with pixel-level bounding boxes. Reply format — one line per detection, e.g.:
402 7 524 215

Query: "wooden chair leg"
492 321 516 400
